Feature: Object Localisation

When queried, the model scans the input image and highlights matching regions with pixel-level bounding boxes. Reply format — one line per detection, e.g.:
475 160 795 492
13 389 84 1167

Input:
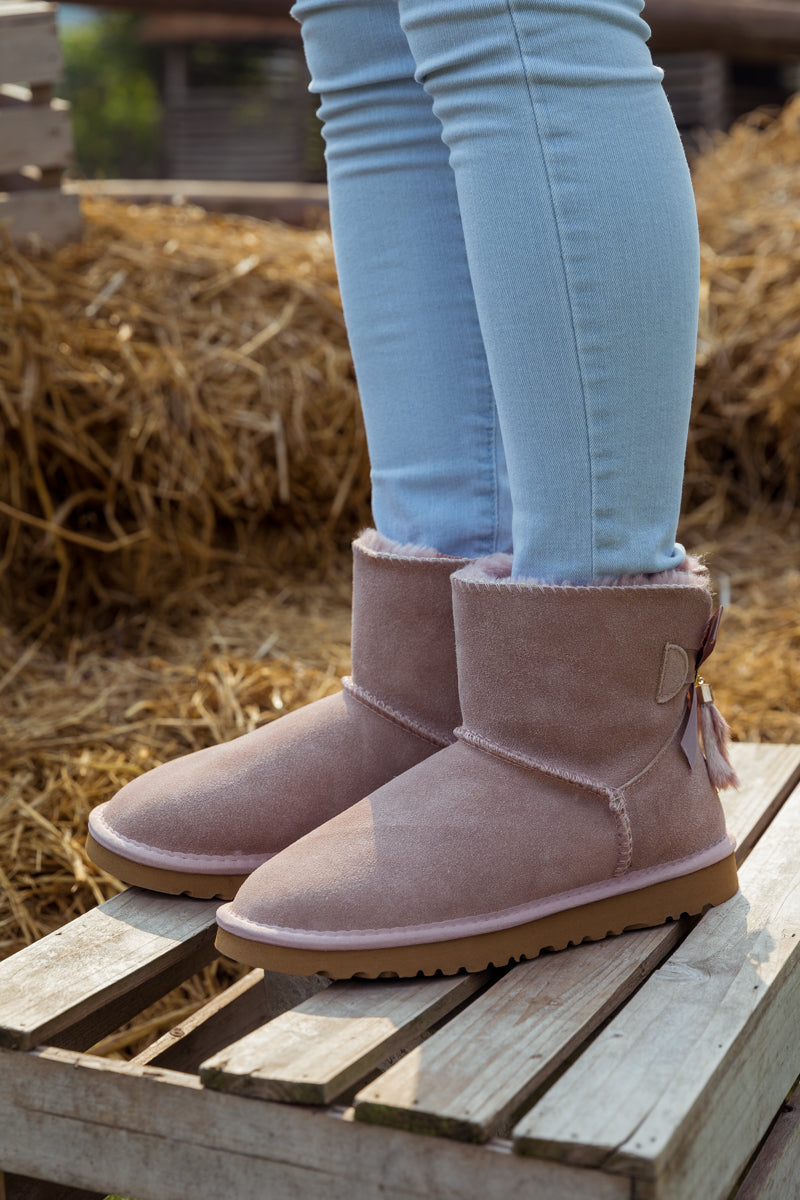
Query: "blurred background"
54 0 800 185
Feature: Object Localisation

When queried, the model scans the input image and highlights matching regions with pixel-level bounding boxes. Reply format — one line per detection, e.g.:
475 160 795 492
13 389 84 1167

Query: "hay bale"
683 94 800 538
0 197 370 637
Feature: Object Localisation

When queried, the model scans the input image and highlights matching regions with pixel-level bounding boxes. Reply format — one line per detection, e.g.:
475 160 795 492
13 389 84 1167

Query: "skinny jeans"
291 0 701 580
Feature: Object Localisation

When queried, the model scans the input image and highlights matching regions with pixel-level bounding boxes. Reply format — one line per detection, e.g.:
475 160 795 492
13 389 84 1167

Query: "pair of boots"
87 530 739 979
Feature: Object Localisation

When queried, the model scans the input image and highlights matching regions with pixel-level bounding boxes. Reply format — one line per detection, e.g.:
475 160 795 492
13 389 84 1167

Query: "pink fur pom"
700 700 740 790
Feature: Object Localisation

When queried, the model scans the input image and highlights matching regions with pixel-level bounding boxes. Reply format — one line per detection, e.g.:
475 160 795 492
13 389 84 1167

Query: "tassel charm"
678 608 739 790
680 678 701 770
697 679 740 790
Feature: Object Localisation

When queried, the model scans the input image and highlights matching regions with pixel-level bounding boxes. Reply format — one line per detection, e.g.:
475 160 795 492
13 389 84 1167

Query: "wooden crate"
2 742 800 1200
0 1 81 245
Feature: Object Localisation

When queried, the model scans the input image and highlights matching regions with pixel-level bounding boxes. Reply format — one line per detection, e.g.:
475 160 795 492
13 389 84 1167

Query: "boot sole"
214 853 739 978
86 833 249 901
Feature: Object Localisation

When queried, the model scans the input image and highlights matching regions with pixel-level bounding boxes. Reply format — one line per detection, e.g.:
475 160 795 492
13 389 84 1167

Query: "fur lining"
461 552 513 581
356 528 463 561
458 553 710 590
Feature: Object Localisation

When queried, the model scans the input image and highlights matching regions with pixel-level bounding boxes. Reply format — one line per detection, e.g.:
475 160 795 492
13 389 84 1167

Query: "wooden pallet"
0 1 81 245
2 742 800 1200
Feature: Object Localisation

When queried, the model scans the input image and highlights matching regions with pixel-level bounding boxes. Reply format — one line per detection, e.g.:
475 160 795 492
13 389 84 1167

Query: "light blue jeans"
291 0 700 580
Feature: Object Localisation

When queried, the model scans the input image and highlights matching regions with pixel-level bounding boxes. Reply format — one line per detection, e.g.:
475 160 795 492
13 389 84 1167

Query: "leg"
398 0 700 580
291 0 512 557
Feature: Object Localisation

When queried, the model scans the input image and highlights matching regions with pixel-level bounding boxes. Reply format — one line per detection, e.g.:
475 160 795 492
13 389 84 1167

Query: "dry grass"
684 93 800 536
1 97 799 1055
0 197 370 638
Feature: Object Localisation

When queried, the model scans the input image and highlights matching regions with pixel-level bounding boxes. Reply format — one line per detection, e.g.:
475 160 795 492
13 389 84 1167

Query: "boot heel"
611 852 740 931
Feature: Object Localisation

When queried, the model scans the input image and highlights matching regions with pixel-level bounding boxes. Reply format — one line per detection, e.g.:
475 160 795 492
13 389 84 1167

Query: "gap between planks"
200 971 491 1104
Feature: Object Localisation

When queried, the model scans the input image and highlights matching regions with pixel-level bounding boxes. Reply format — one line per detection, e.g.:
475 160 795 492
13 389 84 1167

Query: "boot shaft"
452 562 712 788
351 534 468 743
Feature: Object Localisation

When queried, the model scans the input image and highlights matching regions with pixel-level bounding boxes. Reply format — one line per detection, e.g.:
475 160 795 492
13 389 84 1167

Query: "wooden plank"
353 743 800 1143
0 101 73 174
66 179 330 227
513 778 800 1200
734 1084 800 1200
0 888 219 1050
68 178 329 204
722 742 800 863
200 971 489 1104
132 968 269 1070
0 189 81 246
0 10 61 87
354 924 684 1143
133 968 328 1072
0 1046 628 1200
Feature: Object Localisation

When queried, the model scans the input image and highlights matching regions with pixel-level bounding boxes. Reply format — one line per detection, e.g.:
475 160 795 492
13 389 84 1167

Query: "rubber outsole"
214 853 739 979
86 833 249 901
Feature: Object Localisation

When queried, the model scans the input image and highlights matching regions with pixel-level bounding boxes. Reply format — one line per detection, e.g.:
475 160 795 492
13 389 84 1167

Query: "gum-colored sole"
86 833 249 901
214 853 739 979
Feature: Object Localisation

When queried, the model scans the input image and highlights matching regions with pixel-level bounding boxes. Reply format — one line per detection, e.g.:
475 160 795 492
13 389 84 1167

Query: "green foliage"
59 14 162 178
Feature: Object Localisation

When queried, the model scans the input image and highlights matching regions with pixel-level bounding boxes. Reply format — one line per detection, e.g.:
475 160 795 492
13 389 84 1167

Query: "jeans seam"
503 0 596 577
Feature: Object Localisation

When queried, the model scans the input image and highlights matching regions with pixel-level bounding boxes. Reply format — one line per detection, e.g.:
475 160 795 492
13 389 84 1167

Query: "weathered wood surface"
67 179 329 229
134 968 328 1072
0 4 80 247
0 190 81 247
734 1085 800 1200
0 101 73 175
354 925 684 1143
200 972 489 1104
0 3 62 88
513 775 800 1200
0 889 219 1050
0 1046 627 1200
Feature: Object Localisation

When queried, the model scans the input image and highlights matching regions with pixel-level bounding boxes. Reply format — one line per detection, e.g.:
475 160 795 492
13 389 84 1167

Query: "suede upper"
453 575 710 788
88 532 468 876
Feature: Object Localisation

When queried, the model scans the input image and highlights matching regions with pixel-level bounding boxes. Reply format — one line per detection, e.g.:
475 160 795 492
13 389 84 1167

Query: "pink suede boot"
215 554 739 977
87 532 468 899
